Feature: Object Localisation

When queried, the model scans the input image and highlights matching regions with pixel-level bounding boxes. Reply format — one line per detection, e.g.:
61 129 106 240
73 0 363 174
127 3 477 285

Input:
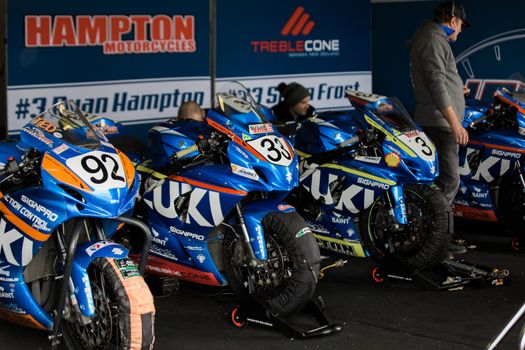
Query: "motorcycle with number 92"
0 100 155 349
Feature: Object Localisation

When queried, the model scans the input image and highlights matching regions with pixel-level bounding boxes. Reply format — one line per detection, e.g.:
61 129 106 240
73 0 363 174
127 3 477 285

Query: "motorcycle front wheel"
60 257 155 350
360 184 452 270
223 211 320 316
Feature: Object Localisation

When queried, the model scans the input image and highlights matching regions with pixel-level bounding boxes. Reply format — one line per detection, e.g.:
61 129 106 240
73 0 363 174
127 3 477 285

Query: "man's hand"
441 105 469 145
451 123 469 145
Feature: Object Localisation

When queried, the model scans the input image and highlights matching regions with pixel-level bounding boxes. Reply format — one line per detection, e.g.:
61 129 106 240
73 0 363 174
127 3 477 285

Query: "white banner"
7 77 211 134
217 71 372 111
8 72 371 134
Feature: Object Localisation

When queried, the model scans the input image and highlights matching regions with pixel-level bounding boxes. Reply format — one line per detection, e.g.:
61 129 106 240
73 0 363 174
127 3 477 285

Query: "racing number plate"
247 136 294 166
398 130 436 162
66 151 127 189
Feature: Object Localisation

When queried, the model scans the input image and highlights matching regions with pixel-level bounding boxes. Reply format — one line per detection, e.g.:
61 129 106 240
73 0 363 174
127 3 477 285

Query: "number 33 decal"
66 151 127 189
248 136 294 166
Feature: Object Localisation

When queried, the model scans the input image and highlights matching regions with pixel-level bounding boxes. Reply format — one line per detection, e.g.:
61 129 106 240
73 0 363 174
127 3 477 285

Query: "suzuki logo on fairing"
460 147 512 183
145 180 225 227
304 170 376 214
0 219 33 267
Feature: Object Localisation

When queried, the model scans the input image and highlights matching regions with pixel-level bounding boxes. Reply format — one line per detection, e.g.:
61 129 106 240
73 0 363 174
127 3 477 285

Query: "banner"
7 0 210 134
216 0 372 111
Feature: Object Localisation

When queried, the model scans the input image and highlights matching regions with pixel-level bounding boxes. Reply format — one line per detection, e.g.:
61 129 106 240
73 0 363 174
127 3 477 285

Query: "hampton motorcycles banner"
215 0 372 111
7 0 210 134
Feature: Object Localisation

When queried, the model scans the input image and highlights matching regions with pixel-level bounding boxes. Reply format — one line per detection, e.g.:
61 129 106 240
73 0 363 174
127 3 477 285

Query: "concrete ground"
1 218 524 350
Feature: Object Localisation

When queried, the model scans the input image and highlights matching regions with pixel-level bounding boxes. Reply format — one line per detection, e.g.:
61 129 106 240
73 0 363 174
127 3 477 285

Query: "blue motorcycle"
456 87 525 251
0 100 155 349
288 90 452 270
134 82 320 316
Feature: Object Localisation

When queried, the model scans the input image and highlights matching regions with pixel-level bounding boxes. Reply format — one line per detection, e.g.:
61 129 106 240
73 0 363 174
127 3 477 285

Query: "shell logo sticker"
385 152 401 167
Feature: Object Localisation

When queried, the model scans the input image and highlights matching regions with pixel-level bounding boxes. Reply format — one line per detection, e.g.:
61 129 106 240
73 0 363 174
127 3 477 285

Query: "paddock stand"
230 293 343 339
370 254 511 291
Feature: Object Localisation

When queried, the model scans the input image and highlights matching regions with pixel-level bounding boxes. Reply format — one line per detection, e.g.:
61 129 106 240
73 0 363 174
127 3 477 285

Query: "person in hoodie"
408 1 471 254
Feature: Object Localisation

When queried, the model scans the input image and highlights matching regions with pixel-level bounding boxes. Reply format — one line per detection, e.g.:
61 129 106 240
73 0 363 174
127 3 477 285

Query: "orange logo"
281 7 315 36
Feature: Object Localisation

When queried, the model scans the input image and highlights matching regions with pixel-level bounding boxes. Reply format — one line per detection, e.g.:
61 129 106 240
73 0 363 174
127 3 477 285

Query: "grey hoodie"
408 20 465 128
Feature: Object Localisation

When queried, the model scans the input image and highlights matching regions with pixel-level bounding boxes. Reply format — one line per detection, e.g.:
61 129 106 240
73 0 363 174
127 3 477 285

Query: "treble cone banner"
215 0 371 111
7 0 210 134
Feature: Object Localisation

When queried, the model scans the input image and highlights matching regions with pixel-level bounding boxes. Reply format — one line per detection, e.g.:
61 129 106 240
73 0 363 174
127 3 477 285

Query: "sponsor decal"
93 122 120 136
0 219 34 267
169 226 205 241
355 156 381 164
25 15 196 55
85 241 113 256
242 133 252 141
491 149 521 159
151 228 169 246
144 180 225 228
20 127 53 146
377 102 393 113
295 227 311 238
248 123 274 135
4 195 57 232
196 254 206 263
114 258 140 279
356 177 390 190
53 144 69 155
384 152 401 168
331 216 352 225
0 286 14 299
251 6 340 58
231 164 259 181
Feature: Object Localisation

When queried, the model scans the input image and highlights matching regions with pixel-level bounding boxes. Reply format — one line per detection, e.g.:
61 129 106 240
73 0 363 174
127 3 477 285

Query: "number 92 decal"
247 136 294 166
66 151 127 189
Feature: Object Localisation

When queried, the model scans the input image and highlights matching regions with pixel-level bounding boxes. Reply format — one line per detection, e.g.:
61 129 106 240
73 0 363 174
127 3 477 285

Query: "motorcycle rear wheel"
360 184 451 270
60 257 155 350
223 211 320 316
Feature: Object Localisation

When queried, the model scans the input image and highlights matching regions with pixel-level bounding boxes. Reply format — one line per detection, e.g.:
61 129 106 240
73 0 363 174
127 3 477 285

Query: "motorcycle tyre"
60 257 155 350
223 211 320 317
360 184 451 270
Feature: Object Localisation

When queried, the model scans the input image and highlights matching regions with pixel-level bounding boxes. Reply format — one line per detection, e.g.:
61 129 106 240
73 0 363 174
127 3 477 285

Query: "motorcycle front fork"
235 204 263 269
385 185 408 226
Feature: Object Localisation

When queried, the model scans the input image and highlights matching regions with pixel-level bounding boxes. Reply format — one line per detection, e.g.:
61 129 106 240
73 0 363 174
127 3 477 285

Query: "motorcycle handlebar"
469 113 490 128
171 144 199 161
337 135 360 148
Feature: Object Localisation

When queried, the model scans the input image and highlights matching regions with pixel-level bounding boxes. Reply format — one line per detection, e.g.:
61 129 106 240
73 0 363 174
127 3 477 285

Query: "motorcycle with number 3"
287 90 452 270
0 100 155 349
456 87 525 251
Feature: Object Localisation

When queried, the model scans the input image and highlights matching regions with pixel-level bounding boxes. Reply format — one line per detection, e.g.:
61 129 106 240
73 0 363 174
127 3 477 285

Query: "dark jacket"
407 20 465 128
271 102 315 124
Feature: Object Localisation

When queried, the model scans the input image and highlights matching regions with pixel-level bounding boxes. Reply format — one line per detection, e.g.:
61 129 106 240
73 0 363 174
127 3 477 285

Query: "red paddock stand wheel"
231 307 247 328
511 236 522 252
371 266 385 283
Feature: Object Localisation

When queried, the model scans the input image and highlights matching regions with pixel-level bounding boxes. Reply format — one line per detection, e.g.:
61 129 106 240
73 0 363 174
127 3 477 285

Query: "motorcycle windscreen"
20 99 107 150
369 97 418 132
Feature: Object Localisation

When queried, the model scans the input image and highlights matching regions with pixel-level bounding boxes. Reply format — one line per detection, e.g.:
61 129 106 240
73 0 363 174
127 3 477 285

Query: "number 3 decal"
414 136 433 156
67 151 127 189
248 136 293 166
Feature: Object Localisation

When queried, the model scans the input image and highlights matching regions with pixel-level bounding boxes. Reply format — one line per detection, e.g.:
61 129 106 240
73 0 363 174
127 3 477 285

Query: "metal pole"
0 0 8 140
486 302 525 350
209 0 216 108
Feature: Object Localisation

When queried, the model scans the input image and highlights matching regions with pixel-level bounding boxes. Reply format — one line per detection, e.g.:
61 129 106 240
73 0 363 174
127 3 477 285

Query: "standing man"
408 1 471 253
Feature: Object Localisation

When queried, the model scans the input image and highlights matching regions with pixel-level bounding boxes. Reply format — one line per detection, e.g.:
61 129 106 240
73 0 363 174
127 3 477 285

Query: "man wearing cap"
272 82 315 124
408 1 471 254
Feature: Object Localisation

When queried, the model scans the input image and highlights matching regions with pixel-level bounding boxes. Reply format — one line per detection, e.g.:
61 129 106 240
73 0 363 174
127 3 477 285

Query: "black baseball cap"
434 1 472 27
